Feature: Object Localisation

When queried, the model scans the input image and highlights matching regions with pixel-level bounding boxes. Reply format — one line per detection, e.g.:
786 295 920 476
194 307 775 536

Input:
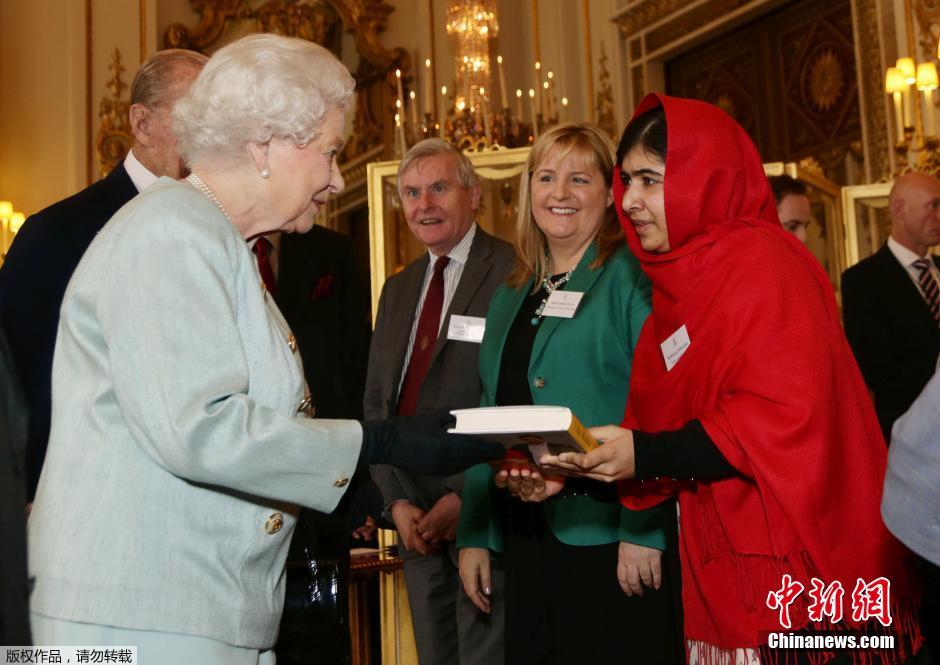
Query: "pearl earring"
260 168 270 179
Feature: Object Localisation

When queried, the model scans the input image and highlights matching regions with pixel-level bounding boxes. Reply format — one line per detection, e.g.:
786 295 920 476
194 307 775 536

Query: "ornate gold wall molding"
163 0 408 165
594 43 616 139
854 0 890 181
645 0 753 53
614 0 698 37
912 0 940 60
164 0 400 68
96 48 133 179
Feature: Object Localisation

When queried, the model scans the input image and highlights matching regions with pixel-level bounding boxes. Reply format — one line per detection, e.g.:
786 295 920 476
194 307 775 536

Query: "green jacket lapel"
479 278 531 404
529 242 605 372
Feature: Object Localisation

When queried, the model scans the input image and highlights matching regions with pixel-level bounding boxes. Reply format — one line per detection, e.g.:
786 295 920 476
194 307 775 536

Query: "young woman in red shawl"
515 94 923 664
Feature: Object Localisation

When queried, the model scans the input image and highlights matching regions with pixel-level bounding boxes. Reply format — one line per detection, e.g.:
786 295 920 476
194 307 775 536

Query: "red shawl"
615 94 920 661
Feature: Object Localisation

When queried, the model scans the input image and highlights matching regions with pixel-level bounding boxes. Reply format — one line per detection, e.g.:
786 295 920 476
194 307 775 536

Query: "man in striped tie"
842 172 940 441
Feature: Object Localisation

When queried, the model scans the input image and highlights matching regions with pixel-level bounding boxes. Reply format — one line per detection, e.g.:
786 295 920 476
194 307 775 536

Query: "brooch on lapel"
311 275 336 301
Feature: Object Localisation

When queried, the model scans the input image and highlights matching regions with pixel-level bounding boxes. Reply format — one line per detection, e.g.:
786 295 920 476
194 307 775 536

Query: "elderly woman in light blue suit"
27 34 499 665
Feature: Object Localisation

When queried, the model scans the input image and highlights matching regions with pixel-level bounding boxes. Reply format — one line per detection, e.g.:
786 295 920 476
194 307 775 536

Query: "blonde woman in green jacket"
456 124 681 665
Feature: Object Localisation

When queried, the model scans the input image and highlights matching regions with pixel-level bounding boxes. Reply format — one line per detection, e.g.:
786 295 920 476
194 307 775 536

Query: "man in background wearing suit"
365 139 513 665
0 48 206 499
253 226 375 665
842 171 940 441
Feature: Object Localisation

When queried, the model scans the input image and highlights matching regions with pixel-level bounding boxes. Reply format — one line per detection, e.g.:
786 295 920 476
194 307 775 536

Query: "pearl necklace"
186 173 230 220
530 267 575 326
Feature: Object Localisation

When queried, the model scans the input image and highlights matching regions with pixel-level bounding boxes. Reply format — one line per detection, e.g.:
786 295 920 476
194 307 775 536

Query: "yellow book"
448 405 599 455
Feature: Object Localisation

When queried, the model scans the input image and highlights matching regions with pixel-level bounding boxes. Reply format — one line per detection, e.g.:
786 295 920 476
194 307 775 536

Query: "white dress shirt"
887 236 940 297
397 223 477 391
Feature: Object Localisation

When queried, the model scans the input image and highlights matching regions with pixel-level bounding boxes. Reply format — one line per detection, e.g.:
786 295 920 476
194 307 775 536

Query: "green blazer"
457 242 666 552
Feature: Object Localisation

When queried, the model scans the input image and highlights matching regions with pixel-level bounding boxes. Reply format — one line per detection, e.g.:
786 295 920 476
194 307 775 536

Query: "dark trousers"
503 500 682 665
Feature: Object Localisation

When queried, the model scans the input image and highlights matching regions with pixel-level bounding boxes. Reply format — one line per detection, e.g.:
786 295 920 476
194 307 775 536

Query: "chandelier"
390 0 565 153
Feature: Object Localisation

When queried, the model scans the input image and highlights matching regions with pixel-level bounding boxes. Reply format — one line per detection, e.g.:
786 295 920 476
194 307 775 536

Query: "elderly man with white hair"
27 33 501 665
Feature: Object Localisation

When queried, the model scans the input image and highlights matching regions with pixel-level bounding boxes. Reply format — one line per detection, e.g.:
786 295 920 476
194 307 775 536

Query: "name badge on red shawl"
660 324 691 371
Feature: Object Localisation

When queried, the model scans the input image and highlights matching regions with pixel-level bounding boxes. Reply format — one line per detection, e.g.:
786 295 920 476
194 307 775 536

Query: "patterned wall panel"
666 0 860 171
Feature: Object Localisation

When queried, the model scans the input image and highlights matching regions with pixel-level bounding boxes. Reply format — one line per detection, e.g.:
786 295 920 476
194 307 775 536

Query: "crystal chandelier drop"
445 0 498 115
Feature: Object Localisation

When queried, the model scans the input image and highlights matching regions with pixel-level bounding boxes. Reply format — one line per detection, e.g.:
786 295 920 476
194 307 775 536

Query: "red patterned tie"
913 258 940 326
253 237 277 298
397 256 450 416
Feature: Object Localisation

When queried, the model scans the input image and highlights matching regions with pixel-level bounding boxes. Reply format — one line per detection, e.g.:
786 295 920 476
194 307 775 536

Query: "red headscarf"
615 94 919 660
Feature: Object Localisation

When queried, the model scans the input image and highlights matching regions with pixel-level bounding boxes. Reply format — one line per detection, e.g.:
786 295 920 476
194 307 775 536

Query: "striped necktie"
913 258 940 326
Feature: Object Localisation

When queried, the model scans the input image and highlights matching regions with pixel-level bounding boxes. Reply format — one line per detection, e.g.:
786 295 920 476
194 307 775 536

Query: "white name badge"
541 290 585 318
660 324 691 372
447 315 486 343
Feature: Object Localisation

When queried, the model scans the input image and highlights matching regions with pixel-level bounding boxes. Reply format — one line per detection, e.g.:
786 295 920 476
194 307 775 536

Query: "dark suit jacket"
276 226 371 421
841 243 940 440
0 163 137 497
274 226 372 665
365 227 514 513
0 328 29 644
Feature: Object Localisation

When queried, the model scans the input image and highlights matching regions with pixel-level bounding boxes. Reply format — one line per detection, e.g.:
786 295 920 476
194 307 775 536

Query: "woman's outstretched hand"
494 458 565 502
536 425 636 482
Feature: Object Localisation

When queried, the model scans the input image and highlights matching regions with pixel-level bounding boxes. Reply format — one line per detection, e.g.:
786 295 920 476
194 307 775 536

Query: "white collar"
887 235 928 268
428 223 476 267
123 148 160 193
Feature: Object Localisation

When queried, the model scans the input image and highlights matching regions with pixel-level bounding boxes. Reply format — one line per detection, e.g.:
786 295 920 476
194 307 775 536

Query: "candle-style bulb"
516 89 522 98
886 67 906 93
442 86 447 95
897 58 916 84
497 55 503 64
529 89 535 98
425 58 431 67
562 97 568 106
395 69 401 78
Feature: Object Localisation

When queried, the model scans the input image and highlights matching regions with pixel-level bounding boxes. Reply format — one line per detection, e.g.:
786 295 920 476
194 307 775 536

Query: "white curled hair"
174 33 355 166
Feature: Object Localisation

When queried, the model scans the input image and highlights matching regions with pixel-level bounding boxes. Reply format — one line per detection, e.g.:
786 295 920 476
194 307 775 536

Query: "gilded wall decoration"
615 0 707 38
164 0 407 162
853 0 889 181
594 44 616 140
645 0 753 54
913 0 940 63
96 48 133 179
666 0 861 176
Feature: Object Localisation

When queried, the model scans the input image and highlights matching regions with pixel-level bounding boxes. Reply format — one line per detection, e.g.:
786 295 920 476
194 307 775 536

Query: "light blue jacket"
457 243 666 552
28 178 362 648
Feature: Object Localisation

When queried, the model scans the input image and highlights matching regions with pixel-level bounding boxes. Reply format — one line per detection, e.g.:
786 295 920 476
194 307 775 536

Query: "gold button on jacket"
264 512 283 535
334 476 349 488
534 377 546 388
287 334 297 352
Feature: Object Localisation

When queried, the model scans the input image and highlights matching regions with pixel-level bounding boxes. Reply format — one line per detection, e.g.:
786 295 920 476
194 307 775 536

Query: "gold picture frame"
840 182 893 269
366 146 531 318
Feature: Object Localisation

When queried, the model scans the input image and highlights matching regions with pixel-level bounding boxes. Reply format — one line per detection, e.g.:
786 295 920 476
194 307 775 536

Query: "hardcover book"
448 405 599 455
